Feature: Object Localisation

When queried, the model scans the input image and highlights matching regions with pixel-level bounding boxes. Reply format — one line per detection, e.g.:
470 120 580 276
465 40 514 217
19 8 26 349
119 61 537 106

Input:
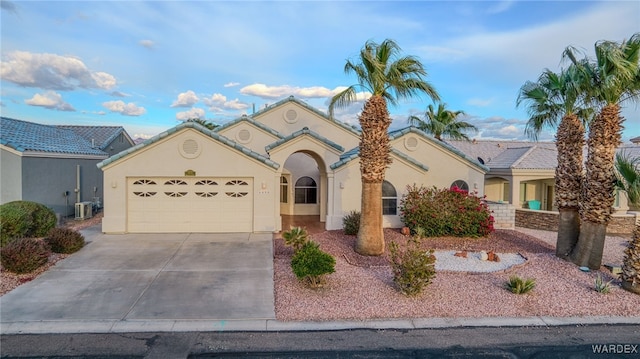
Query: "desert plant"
342 211 360 235
389 236 436 296
400 185 494 237
504 275 536 294
290 241 336 288
0 201 57 246
45 227 85 254
594 273 613 294
282 226 309 252
621 225 640 294
0 237 51 274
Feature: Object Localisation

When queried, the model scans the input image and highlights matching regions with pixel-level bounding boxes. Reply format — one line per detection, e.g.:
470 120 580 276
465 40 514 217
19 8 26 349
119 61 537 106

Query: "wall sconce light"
339 182 344 189
474 182 478 189
261 182 267 190
111 181 117 188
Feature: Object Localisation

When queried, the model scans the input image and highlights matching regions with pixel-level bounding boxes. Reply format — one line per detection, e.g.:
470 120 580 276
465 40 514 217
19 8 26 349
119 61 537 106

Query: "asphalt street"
2 324 639 358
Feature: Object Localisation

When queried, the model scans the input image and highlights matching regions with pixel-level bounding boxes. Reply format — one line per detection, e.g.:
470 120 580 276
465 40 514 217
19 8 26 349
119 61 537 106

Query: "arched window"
295 176 317 204
450 180 469 192
280 176 288 203
382 180 397 215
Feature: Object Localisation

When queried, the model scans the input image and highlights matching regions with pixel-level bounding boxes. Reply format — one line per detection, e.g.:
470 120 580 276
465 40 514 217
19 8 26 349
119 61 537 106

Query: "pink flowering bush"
399 185 494 237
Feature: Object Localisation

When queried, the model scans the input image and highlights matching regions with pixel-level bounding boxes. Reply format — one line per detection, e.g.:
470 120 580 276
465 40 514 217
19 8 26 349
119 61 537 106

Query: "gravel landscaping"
274 228 640 321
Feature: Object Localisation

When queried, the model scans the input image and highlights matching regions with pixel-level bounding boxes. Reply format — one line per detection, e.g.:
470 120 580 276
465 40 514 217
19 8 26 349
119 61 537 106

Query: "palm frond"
615 152 640 206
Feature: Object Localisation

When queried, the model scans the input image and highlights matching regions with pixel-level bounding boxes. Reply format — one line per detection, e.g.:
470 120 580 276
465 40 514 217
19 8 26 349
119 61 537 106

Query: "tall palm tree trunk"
622 224 640 294
357 95 392 256
555 114 584 259
570 104 622 269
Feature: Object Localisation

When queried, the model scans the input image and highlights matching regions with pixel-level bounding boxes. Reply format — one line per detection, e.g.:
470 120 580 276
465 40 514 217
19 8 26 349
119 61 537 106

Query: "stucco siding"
216 122 280 156
0 149 22 205
255 103 360 150
391 136 486 195
101 128 278 233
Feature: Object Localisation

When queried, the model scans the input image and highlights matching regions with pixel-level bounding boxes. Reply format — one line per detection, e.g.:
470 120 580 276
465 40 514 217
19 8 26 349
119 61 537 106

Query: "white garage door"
127 177 253 233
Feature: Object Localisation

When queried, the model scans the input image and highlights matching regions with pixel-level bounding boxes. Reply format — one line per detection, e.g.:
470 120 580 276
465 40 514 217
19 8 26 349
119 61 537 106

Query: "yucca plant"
282 226 309 252
594 273 613 294
504 275 536 294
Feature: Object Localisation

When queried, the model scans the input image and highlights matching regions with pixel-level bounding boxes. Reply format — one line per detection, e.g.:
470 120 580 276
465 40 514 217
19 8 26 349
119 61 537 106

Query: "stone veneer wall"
515 209 638 235
487 202 515 229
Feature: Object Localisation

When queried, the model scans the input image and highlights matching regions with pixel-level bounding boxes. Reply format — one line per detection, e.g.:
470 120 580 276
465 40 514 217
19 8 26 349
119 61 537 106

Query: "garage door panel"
127 177 252 233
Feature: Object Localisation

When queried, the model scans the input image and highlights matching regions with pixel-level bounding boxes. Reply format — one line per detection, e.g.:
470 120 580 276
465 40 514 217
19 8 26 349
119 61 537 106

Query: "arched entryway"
278 151 328 232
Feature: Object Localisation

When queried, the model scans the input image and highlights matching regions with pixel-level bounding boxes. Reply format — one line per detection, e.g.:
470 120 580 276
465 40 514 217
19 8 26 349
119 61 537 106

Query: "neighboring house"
98 96 488 234
448 139 640 213
0 117 135 218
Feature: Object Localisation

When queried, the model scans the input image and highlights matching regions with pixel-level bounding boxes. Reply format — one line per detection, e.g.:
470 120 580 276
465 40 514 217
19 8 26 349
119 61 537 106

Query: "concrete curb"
2 316 639 334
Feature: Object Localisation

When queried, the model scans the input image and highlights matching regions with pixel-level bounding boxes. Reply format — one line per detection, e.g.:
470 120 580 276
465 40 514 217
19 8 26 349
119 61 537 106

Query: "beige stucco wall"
100 128 278 233
216 121 280 156
390 135 486 195
254 102 360 150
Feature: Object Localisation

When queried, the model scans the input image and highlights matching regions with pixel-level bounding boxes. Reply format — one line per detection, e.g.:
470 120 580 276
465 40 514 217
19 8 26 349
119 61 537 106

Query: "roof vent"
284 109 298 123
179 138 202 159
404 136 418 151
236 129 252 144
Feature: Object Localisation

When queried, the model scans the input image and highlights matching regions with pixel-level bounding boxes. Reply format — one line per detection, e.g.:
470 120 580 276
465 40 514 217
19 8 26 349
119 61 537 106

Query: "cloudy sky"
1 0 638 142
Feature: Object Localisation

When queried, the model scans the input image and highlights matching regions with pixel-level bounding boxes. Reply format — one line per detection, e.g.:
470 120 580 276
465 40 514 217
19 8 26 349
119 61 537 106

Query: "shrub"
389 236 436 296
399 185 494 237
594 273 613 294
504 275 536 294
0 201 57 246
342 210 360 235
0 237 51 274
291 241 336 288
45 227 85 254
282 226 309 252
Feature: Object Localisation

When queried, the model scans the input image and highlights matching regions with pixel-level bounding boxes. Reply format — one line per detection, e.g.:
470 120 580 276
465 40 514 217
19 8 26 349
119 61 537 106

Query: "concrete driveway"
0 226 275 332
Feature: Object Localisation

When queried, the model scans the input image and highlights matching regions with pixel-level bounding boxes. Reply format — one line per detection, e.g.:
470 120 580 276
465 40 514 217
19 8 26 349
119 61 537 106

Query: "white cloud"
139 39 155 49
240 83 344 99
224 82 240 88
171 90 199 107
25 91 75 111
0 51 117 90
109 91 129 97
176 107 205 121
102 100 146 116
202 93 249 111
486 0 514 14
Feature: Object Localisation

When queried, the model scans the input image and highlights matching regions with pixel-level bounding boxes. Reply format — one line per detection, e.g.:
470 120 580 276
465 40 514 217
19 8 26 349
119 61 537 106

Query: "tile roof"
252 96 361 136
214 114 285 139
389 127 489 172
265 126 344 153
57 125 131 150
488 146 557 169
1 117 107 156
97 121 280 169
330 146 429 172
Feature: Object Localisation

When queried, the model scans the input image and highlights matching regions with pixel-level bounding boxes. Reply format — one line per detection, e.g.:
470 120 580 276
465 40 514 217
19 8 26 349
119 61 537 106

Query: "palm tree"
516 67 592 260
408 102 477 141
566 33 640 269
616 154 640 294
329 39 439 256
187 118 218 130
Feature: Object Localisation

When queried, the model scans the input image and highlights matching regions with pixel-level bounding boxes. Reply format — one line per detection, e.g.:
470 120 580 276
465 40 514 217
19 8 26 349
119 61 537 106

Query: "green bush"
0 237 51 274
389 236 436 296
291 241 336 288
45 227 85 254
0 201 57 246
399 185 494 237
282 226 309 252
342 210 360 235
504 275 536 294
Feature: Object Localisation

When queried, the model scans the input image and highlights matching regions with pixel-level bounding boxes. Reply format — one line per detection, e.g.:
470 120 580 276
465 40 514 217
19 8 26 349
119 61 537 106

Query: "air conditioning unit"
75 201 93 220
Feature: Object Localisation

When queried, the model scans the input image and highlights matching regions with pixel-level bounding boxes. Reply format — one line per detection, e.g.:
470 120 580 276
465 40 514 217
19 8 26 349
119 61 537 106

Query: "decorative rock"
480 251 488 261
487 250 500 262
401 227 411 236
454 250 468 258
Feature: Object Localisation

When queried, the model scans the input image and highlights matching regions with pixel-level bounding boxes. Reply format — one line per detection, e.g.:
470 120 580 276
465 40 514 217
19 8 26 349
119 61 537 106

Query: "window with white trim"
294 176 317 204
382 180 397 215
